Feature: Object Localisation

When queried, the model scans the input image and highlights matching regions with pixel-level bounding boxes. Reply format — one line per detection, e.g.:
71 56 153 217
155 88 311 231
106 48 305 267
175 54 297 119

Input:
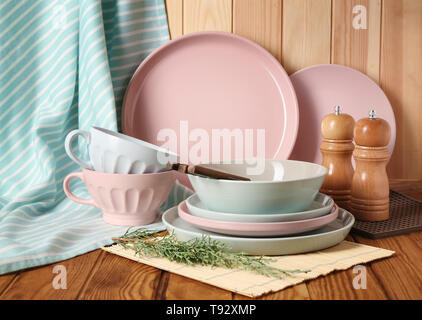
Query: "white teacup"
65 127 178 174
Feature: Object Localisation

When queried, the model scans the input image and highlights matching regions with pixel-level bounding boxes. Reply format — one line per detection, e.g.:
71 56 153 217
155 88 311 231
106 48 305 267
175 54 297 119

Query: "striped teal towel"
0 0 191 275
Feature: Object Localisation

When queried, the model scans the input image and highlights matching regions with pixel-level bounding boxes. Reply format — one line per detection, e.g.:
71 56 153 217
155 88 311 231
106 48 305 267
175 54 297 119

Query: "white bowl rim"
81 167 175 177
188 159 328 184
92 126 179 157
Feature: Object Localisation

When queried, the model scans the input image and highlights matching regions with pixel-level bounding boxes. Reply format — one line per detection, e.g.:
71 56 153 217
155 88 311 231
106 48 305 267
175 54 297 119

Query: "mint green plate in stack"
186 193 334 223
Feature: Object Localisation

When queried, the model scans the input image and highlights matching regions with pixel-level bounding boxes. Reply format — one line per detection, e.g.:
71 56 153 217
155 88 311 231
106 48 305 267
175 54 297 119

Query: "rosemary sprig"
112 228 309 279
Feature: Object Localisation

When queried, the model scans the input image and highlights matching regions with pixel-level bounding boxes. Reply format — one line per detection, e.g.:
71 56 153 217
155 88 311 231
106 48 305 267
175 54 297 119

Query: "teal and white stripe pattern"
0 0 191 275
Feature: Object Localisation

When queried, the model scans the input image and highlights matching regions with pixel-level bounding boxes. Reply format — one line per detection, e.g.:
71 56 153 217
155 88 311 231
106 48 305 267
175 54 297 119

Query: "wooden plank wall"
165 0 422 180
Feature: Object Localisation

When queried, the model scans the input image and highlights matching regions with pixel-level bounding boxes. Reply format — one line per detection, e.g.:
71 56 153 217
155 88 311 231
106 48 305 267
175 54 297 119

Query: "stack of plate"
162 159 355 256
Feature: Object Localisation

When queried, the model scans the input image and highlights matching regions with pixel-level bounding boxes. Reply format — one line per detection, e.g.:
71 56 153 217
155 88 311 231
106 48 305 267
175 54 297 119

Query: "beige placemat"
102 241 394 298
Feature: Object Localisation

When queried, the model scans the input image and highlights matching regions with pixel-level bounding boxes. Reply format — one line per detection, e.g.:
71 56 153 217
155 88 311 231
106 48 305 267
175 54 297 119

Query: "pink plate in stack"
177 201 339 237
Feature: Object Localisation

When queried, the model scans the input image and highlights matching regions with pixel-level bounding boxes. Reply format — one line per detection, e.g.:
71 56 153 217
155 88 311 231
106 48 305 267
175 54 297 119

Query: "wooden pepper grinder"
350 110 391 221
320 106 355 210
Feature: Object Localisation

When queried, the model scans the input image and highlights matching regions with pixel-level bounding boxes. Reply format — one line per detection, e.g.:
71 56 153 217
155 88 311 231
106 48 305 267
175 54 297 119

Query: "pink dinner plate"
289 64 396 165
177 201 339 237
122 31 299 187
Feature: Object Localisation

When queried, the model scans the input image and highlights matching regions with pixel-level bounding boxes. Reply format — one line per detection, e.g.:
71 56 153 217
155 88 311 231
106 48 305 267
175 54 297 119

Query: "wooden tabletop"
0 180 421 300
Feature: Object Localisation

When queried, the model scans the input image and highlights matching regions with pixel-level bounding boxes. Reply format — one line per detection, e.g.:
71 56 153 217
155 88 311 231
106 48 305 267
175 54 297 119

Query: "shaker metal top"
334 106 341 115
369 109 377 119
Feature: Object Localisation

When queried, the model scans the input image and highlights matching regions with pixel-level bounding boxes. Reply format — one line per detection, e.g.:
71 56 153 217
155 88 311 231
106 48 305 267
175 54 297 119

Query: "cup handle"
64 129 93 169
63 172 96 206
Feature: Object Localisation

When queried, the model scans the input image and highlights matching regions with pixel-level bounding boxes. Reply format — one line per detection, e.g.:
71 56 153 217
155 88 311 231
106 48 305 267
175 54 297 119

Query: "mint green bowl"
188 159 327 214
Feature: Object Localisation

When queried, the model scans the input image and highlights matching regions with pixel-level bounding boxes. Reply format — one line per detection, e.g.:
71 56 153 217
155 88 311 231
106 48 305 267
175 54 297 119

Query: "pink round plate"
177 201 339 237
289 64 396 165
122 31 298 187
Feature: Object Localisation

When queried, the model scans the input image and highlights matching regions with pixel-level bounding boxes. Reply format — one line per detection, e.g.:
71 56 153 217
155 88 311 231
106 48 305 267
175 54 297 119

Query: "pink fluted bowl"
63 168 176 226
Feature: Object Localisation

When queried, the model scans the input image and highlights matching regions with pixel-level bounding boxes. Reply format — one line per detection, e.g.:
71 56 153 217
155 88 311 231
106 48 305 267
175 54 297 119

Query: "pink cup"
63 168 176 226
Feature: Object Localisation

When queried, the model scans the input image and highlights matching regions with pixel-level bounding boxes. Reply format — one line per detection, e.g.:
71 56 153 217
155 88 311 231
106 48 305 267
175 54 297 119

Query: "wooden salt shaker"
320 106 355 210
350 110 391 221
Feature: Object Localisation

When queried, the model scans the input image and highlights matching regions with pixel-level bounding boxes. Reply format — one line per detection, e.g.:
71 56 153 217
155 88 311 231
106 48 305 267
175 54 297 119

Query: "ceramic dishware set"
119 31 370 255
60 31 396 254
160 159 356 255
63 127 178 226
